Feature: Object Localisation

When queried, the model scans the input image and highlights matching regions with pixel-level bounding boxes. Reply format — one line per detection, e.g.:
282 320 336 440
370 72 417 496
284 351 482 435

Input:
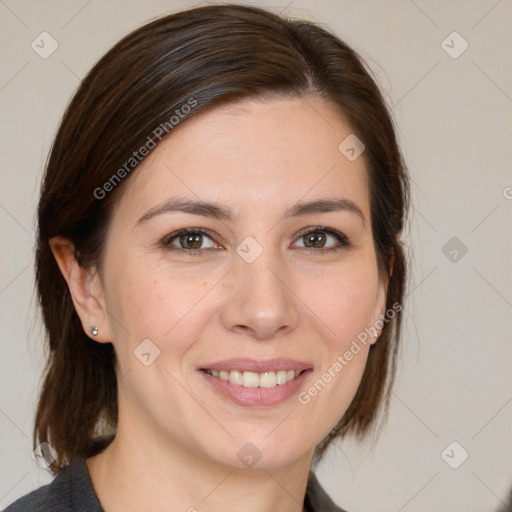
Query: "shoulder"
3 466 72 512
305 471 349 512
4 457 103 512
3 480 59 512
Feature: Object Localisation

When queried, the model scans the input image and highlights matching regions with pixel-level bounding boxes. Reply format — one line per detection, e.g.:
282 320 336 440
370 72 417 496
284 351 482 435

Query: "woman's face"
97 95 387 469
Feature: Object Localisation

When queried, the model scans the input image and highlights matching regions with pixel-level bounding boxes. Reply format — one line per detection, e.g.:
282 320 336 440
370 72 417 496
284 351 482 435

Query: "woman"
6 4 409 511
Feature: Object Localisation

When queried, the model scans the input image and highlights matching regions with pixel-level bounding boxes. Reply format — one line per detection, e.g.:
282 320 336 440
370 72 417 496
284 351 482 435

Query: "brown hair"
34 3 409 473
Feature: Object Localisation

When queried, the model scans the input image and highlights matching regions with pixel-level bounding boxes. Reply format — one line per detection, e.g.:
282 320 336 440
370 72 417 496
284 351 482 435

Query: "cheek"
301 263 380 353
295 270 376 434
103 255 219 365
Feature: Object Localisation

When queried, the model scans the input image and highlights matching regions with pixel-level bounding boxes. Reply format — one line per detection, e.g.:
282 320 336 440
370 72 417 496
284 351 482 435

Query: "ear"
49 236 112 343
369 250 395 345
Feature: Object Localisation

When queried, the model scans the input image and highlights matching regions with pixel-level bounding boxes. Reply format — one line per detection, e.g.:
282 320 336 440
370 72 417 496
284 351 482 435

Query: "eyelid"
161 226 351 255
291 226 351 249
161 227 223 252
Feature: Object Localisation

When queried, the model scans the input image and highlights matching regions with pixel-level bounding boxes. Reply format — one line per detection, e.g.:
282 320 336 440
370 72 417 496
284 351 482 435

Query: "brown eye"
304 231 327 248
163 229 219 253
293 227 350 251
179 233 203 250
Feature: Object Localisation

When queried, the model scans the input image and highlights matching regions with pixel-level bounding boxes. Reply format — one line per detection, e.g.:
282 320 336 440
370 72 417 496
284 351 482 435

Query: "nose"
220 249 300 340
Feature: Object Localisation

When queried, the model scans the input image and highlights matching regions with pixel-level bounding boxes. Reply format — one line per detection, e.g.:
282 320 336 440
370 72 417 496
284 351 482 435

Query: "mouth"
198 358 312 407
201 368 306 388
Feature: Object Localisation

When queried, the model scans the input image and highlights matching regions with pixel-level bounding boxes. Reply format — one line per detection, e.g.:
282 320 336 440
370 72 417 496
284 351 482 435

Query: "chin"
206 433 314 472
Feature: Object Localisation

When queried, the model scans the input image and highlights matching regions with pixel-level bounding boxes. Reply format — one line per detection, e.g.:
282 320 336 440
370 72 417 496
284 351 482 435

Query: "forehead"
115 95 370 222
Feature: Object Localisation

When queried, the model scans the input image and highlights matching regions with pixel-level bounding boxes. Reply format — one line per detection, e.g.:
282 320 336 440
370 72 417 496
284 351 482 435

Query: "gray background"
1 1 511 510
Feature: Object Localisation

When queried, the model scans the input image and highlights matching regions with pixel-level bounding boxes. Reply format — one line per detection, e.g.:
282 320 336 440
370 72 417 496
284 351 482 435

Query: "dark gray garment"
4 457 346 512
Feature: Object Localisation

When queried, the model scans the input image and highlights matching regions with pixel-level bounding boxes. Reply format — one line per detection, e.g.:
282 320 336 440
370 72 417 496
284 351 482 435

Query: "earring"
89 326 98 336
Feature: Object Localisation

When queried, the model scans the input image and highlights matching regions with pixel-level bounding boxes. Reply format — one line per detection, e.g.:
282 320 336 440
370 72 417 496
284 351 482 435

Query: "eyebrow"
136 197 366 226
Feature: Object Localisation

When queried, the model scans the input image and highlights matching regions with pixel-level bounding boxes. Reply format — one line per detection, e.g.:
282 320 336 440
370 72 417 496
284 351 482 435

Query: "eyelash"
161 226 351 256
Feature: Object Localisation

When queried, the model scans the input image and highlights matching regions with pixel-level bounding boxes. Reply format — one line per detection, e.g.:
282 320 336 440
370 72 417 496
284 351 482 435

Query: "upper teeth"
206 369 301 388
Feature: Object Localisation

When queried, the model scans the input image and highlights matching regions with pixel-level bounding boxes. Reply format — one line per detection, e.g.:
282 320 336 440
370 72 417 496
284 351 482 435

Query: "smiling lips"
200 358 312 406
204 369 302 388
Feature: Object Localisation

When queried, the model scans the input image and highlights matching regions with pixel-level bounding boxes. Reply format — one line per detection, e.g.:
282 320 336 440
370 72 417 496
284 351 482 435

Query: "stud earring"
89 326 98 336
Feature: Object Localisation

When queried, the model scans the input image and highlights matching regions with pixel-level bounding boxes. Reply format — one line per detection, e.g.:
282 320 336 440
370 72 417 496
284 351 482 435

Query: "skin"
51 95 389 512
